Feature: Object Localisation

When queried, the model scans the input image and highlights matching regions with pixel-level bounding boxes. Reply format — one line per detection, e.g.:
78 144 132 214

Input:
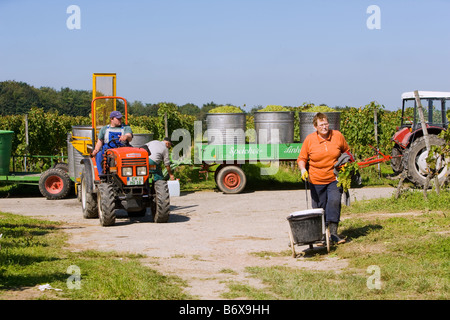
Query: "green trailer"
198 142 302 194
0 130 73 200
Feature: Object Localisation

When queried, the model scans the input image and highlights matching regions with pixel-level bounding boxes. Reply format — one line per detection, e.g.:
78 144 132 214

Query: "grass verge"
224 189 450 300
0 211 191 300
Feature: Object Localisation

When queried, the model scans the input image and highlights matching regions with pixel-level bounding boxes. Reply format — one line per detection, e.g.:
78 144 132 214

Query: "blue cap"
110 110 123 119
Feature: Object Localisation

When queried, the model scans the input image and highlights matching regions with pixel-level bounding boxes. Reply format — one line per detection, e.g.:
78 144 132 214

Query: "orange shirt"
297 130 349 184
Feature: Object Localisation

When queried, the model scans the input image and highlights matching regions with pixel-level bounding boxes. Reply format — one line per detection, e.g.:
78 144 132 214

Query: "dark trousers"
309 180 342 223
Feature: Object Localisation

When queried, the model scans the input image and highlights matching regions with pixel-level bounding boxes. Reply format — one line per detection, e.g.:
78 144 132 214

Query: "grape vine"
337 162 360 192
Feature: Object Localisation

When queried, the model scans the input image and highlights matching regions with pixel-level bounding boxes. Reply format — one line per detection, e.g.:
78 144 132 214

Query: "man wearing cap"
145 138 175 181
92 110 133 175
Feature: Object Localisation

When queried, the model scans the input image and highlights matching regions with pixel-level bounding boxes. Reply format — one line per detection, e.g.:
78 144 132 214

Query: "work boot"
329 222 346 244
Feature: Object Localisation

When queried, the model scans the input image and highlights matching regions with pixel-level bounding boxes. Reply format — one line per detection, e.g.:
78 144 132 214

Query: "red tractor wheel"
216 165 246 194
39 168 72 200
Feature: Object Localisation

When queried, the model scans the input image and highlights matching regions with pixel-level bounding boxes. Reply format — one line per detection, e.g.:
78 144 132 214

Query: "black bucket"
287 209 324 244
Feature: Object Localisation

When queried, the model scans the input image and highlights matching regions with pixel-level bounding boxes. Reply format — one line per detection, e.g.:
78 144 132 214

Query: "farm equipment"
198 91 449 194
79 95 170 226
390 91 449 187
199 143 302 194
0 130 73 200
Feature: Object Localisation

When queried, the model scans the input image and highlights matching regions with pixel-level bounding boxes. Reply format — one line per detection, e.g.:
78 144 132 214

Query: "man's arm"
92 139 103 156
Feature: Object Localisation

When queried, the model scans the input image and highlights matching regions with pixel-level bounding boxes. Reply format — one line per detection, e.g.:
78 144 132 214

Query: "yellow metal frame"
71 73 117 156
92 73 117 141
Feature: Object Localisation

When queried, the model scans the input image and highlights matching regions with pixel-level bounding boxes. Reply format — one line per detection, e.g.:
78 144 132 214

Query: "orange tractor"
79 95 170 226
73 74 169 226
76 96 170 226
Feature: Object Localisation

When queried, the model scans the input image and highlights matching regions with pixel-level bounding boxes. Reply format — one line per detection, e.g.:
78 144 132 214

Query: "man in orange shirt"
297 113 349 244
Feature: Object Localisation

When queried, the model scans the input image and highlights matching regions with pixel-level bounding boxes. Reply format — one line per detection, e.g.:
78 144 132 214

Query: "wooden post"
24 114 29 172
374 107 380 177
413 91 440 197
164 112 168 138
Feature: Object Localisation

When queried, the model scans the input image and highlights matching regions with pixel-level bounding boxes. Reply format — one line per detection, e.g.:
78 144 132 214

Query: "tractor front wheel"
390 146 404 174
97 183 117 226
151 180 170 223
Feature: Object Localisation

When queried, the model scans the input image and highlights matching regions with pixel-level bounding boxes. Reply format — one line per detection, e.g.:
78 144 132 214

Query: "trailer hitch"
357 145 397 169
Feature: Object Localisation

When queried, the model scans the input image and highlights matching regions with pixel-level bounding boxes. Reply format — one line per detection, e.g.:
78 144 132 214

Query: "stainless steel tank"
206 113 246 145
299 112 341 142
254 111 294 144
130 133 153 147
69 126 94 181
67 133 87 181
71 125 95 140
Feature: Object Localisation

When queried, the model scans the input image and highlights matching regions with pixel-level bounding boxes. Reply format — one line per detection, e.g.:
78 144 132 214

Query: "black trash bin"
287 209 325 245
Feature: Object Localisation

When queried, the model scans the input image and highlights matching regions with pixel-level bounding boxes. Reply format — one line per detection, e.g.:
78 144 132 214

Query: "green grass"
224 190 450 300
342 188 450 215
0 212 191 300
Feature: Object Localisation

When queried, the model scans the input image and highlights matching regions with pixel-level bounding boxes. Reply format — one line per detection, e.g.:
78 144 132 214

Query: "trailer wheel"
403 135 449 187
53 162 69 172
97 183 116 227
81 170 98 219
151 180 170 223
39 168 72 200
216 165 246 194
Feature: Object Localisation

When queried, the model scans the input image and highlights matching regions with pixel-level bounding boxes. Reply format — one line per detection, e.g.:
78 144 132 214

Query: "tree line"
0 80 247 120
0 80 350 119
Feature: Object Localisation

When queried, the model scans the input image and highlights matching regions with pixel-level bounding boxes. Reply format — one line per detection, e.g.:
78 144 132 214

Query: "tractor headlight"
137 166 147 176
122 167 133 176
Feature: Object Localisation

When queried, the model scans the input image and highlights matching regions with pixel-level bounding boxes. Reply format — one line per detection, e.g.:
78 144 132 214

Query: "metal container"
206 113 246 145
72 125 95 140
254 111 294 144
299 112 341 142
67 133 86 181
287 209 325 244
69 126 94 181
130 133 153 147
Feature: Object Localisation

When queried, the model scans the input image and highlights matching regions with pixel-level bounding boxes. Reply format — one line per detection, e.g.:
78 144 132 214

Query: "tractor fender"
81 158 95 193
393 126 445 149
392 127 411 148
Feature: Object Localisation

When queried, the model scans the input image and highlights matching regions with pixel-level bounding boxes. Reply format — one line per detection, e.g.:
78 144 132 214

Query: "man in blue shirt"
91 110 133 175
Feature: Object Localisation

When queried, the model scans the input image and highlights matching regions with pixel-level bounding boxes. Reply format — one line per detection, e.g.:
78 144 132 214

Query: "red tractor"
80 96 170 226
390 91 449 187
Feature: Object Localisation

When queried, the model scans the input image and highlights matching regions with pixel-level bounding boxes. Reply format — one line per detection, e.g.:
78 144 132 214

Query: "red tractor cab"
391 91 449 187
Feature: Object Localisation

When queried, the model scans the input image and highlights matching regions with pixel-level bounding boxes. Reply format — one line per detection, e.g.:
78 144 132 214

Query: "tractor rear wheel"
151 180 170 223
39 168 72 200
81 170 98 219
97 183 117 226
403 135 449 187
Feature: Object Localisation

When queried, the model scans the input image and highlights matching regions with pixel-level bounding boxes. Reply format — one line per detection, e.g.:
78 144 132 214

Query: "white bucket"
167 179 180 197
289 208 324 217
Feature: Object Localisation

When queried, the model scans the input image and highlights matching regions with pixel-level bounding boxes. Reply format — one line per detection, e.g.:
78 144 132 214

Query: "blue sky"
1 0 449 111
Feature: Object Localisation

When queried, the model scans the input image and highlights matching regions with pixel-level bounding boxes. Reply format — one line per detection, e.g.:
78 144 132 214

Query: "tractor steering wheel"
107 138 129 149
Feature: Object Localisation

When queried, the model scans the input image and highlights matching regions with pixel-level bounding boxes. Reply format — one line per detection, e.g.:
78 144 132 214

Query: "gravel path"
0 187 396 299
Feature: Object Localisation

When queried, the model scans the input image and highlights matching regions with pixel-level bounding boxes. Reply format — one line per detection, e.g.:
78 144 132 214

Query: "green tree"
0 81 40 115
128 100 146 116
179 103 200 119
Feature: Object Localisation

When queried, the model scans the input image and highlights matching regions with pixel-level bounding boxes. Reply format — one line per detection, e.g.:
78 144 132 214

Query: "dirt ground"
0 187 396 299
